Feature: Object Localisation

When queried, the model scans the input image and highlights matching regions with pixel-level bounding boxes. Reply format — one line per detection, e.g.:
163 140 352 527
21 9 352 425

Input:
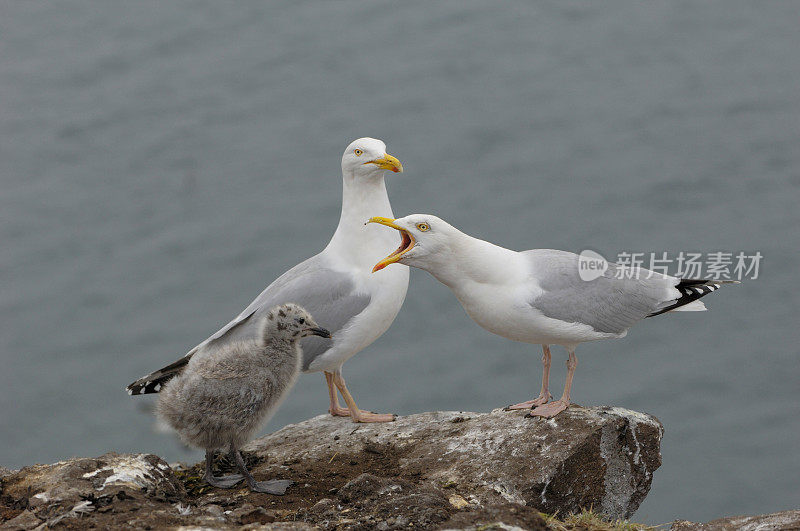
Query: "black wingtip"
127 355 192 396
126 378 166 396
126 383 145 396
648 278 728 318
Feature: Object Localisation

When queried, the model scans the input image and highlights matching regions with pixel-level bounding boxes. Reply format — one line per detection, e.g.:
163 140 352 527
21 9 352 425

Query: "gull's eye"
297 317 305 324
354 149 363 156
416 222 430 232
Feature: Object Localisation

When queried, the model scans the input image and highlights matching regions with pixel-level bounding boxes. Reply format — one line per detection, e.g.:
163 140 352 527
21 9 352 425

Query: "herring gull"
128 138 409 423
157 303 330 493
369 214 735 418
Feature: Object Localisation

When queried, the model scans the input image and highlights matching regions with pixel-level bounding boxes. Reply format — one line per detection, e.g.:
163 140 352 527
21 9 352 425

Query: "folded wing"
126 253 370 395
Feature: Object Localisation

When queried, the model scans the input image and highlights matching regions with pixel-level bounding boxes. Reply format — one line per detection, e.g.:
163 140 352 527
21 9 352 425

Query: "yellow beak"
367 216 404 231
367 217 415 272
365 153 403 173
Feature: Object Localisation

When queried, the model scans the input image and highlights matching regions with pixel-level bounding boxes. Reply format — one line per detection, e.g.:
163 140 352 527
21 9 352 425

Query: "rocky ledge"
1 405 664 530
671 511 800 531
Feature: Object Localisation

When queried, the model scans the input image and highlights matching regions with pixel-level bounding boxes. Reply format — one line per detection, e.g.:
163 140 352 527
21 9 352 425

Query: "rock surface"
0 406 663 529
252 405 664 521
0 453 187 529
671 510 800 531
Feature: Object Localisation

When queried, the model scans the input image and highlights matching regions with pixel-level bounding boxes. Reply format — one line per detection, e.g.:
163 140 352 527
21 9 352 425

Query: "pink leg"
325 371 351 417
331 369 395 423
529 348 577 418
506 345 553 410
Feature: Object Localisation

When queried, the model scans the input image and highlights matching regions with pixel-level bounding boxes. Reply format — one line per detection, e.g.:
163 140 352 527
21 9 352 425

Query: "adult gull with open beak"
369 214 735 418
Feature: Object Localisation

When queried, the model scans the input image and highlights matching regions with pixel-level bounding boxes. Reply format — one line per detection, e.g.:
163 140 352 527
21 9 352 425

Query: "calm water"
2 1 799 524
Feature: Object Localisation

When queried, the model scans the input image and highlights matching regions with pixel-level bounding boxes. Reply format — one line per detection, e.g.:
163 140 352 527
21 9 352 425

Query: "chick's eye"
297 318 305 324
416 223 430 232
354 149 363 156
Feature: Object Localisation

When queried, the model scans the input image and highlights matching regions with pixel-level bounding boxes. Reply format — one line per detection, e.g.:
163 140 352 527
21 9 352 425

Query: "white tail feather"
670 300 707 312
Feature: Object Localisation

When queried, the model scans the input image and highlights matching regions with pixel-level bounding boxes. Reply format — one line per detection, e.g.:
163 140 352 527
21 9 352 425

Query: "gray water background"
2 1 799 524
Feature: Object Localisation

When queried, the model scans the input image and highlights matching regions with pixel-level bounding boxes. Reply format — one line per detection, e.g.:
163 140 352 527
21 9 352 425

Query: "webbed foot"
526 400 569 418
205 473 244 489
250 479 294 495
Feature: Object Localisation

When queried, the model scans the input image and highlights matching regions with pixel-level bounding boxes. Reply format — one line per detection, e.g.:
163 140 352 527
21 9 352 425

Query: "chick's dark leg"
203 450 244 489
231 446 293 495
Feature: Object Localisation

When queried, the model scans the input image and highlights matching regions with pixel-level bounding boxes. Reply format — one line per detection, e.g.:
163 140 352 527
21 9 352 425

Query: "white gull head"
368 214 462 272
341 137 403 179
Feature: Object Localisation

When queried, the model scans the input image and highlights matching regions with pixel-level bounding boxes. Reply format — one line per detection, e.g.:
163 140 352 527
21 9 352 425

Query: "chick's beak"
367 217 415 272
307 326 332 339
365 153 403 173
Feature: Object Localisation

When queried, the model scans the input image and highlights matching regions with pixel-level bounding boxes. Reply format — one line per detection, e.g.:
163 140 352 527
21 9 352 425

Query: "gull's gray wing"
524 249 677 335
127 253 370 394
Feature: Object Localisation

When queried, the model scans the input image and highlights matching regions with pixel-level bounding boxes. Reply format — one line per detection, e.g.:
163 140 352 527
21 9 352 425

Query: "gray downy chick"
156 303 331 494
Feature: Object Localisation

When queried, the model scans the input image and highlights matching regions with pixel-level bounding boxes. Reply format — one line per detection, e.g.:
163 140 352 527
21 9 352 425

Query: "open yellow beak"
365 153 403 173
367 217 415 272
